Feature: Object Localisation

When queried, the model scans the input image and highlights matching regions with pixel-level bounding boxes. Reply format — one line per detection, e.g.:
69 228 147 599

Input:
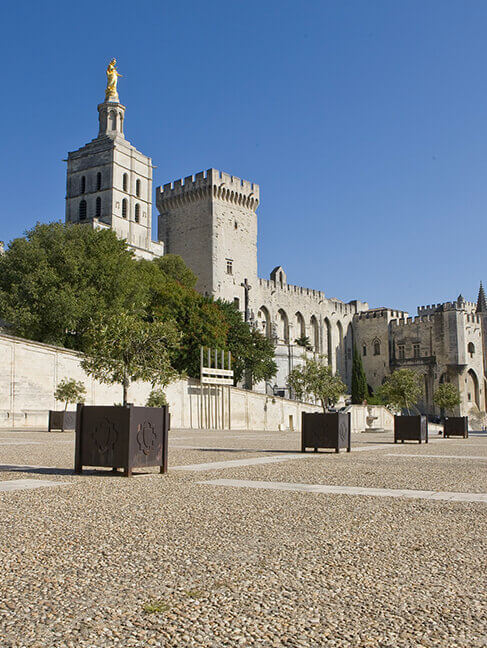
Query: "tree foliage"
433 383 461 415
287 355 347 411
351 345 369 404
0 223 144 349
81 311 180 405
146 387 168 407
295 335 313 351
216 301 277 386
376 369 423 413
54 378 86 411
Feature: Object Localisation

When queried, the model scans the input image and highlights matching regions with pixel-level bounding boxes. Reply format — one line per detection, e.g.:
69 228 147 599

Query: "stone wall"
0 333 322 431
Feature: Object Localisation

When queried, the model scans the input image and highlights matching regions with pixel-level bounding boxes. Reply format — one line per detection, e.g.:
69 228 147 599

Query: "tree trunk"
123 374 129 406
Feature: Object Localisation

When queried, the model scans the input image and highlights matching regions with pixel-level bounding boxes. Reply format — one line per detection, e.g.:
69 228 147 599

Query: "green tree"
287 355 347 411
0 222 144 350
153 254 197 289
146 387 168 407
295 335 313 351
216 301 277 386
81 311 180 405
376 369 423 414
351 345 369 404
54 379 86 411
433 383 461 415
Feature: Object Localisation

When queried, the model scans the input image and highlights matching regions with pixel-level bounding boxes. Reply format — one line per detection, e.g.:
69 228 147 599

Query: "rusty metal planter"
444 417 468 439
301 412 351 453
394 415 428 444
74 404 170 477
48 410 76 432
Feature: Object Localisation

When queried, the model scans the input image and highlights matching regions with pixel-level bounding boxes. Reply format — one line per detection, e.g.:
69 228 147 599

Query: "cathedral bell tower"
64 59 163 260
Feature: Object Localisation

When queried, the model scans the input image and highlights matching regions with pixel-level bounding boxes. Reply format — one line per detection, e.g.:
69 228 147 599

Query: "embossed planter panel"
48 410 77 432
394 415 428 444
74 405 169 477
444 417 468 438
301 412 351 453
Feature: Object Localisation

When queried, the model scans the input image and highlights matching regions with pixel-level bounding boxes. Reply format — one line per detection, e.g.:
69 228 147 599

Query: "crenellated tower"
156 169 259 302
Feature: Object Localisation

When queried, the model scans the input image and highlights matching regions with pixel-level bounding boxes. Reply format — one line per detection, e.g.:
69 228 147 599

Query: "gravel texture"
0 427 486 647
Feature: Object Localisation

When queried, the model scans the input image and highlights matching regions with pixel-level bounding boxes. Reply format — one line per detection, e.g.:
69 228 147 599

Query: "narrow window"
468 342 475 357
413 344 420 358
122 198 127 218
135 203 140 223
373 340 381 356
80 176 86 194
234 297 240 308
123 173 128 192
398 344 405 360
96 172 102 191
79 199 87 220
95 197 101 218
226 259 233 275
136 179 141 197
362 345 367 357
110 111 117 130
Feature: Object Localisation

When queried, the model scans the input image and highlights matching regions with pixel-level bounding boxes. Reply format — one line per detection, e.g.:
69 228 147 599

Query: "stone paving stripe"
199 479 487 503
0 441 43 446
0 479 69 492
385 453 487 460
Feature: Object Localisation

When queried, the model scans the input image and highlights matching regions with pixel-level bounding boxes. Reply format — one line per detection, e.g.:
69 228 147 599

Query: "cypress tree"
351 345 369 404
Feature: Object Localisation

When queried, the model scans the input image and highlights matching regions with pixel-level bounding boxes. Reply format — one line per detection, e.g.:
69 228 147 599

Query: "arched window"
79 200 87 220
95 197 101 218
122 198 127 218
80 176 86 194
323 317 332 364
135 203 140 223
257 306 271 338
295 312 305 339
122 174 128 192
96 172 102 191
467 369 480 407
110 111 117 130
374 339 381 356
468 342 475 357
136 179 141 197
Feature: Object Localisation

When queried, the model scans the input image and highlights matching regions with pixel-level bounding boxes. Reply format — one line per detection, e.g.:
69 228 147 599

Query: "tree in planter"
81 311 180 405
54 379 87 411
146 388 168 407
433 383 461 417
351 345 369 404
295 335 313 351
287 355 347 411
376 369 423 414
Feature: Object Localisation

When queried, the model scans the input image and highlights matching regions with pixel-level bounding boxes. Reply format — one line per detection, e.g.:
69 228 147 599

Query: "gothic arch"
323 317 332 365
336 321 344 376
257 306 271 338
467 369 480 408
277 309 289 344
295 311 305 339
310 315 319 352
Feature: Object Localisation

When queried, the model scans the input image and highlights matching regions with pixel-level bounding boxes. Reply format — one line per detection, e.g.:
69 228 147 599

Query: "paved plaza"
0 427 486 647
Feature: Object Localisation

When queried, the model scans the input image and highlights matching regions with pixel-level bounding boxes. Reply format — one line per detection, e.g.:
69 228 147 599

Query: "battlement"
257 278 355 314
390 315 436 328
466 313 481 324
156 168 260 211
418 299 477 315
354 308 409 322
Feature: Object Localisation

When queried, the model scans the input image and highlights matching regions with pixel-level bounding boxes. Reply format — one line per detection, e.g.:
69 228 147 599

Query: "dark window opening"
135 203 140 223
79 199 87 220
122 198 127 218
95 197 101 218
80 176 86 194
123 173 128 192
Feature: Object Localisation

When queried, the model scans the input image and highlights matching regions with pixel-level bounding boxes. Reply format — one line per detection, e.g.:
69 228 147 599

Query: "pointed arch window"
135 203 140 223
96 172 102 191
79 200 87 220
122 198 127 218
123 173 128 192
373 339 381 356
95 197 101 218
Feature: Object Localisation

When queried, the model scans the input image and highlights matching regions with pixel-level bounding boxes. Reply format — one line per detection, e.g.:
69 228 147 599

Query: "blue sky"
1 0 486 314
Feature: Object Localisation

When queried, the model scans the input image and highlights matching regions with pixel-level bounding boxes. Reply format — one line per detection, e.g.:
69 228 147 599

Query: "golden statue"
105 58 122 102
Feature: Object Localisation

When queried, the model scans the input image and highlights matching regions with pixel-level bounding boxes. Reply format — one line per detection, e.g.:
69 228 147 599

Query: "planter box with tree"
377 369 427 444
288 355 350 453
77 311 179 476
49 379 86 432
433 383 467 438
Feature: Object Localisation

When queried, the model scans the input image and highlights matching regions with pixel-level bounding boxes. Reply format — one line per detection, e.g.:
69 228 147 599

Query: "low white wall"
0 333 320 431
348 405 394 432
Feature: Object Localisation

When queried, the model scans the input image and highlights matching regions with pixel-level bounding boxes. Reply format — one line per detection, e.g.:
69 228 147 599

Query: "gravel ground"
0 427 486 647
